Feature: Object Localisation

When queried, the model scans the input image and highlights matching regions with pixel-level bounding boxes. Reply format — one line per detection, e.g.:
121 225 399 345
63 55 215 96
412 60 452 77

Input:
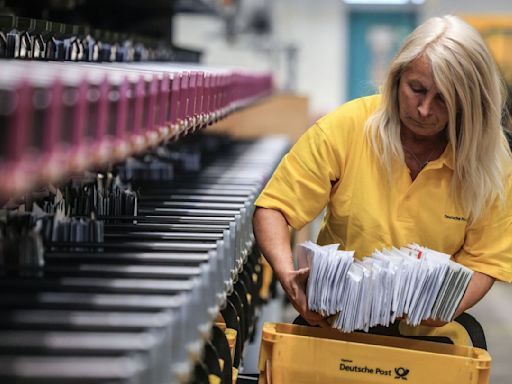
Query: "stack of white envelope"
296 241 473 333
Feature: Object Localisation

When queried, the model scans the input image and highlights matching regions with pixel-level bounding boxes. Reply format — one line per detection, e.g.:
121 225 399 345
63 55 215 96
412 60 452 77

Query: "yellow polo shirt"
255 95 512 282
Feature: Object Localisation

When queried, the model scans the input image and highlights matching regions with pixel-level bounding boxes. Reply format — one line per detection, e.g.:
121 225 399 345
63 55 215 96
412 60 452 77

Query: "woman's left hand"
419 318 448 327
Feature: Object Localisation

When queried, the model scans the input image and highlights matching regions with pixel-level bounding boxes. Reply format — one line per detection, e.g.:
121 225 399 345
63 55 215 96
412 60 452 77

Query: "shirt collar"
427 143 454 170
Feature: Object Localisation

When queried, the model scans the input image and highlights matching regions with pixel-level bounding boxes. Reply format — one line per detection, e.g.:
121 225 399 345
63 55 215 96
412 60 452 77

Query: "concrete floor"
467 281 512 384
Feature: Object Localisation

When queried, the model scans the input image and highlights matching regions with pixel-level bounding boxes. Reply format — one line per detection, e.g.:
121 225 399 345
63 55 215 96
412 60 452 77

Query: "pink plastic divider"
217 74 224 112
179 72 189 122
218 74 225 112
204 73 211 116
223 74 229 110
114 77 129 142
189 71 198 119
219 74 225 111
95 76 109 144
43 80 63 156
9 81 33 163
146 75 158 133
159 73 170 126
196 72 204 118
72 79 89 149
133 76 145 136
169 73 181 125
211 74 218 116
3 81 34 195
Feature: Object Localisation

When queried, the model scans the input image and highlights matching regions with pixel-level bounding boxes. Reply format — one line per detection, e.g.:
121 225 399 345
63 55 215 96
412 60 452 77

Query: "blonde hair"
365 15 512 223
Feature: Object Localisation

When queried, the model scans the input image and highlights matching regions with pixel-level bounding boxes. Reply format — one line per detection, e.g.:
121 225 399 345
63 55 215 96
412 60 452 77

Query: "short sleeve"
254 122 344 230
453 176 512 282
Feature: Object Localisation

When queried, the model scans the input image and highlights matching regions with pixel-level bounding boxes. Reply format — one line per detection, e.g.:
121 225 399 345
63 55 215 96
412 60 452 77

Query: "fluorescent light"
343 0 425 4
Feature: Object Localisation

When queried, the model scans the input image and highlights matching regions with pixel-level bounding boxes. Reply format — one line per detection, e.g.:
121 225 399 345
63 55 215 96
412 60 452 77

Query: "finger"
306 312 323 322
420 318 447 327
296 267 310 283
302 309 324 324
304 314 330 328
317 318 331 328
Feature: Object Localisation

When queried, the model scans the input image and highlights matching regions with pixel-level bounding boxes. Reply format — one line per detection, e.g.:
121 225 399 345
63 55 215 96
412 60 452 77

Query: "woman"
253 15 512 328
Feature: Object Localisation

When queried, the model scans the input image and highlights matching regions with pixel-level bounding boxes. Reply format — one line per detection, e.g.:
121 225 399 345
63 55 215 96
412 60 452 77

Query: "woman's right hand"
252 208 330 327
279 267 330 328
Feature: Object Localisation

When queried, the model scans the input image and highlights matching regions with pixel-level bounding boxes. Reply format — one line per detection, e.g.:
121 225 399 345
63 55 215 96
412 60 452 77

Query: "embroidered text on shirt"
444 214 467 222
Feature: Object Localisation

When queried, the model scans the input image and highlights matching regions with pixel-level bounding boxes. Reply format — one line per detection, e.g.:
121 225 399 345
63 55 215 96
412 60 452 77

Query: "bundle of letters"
296 241 473 333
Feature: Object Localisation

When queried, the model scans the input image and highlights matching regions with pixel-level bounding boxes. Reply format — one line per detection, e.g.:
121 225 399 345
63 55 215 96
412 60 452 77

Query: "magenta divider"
72 79 89 148
179 72 189 121
196 72 205 116
9 81 33 162
228 74 233 106
236 74 241 102
217 75 223 110
217 74 222 111
95 77 109 144
224 74 229 108
216 74 222 111
44 80 63 155
115 77 129 141
204 73 211 115
169 73 181 125
133 75 145 136
210 74 217 114
218 74 224 111
146 75 158 132
223 74 229 109
189 72 198 118
159 73 170 126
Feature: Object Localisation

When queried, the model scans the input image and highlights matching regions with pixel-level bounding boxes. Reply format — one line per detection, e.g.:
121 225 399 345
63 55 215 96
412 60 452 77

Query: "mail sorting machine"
0 59 286 383
0 133 290 384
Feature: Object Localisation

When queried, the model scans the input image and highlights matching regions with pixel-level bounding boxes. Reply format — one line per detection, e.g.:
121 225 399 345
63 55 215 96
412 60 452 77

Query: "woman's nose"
418 98 433 117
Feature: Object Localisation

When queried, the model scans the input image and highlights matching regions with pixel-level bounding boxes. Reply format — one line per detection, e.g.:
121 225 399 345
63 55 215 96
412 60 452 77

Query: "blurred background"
171 0 512 117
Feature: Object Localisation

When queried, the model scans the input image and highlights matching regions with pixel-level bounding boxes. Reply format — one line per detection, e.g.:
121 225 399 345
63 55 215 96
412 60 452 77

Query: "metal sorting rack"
0 60 273 198
0 14 200 63
0 134 290 384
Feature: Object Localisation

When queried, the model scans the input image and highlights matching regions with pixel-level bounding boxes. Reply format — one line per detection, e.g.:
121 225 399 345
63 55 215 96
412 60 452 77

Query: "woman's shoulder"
315 94 382 138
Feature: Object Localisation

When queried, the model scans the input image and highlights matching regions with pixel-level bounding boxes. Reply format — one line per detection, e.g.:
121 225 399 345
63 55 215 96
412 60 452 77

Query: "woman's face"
398 55 449 137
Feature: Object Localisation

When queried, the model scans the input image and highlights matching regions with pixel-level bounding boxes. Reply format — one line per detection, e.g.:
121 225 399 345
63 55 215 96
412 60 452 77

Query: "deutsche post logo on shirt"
444 214 466 222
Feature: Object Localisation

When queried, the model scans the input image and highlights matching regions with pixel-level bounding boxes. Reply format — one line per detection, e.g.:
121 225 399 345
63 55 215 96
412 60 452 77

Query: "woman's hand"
279 267 330 328
419 318 448 327
252 207 330 327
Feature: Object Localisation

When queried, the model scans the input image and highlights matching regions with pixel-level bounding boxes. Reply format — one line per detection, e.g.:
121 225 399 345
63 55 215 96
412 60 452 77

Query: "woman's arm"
253 207 329 327
421 270 495 326
453 270 495 317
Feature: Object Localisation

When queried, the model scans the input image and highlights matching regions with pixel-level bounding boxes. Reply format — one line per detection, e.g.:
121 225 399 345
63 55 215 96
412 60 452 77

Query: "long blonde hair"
365 15 512 223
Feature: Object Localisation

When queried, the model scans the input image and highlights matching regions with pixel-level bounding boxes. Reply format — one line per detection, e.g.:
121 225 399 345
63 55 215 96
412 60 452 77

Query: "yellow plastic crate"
258 322 491 384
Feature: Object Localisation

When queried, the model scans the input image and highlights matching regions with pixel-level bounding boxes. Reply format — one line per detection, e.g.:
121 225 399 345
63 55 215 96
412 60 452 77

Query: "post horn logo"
394 367 409 380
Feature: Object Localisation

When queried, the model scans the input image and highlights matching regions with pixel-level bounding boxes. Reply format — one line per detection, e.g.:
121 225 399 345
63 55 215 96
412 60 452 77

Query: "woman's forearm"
252 206 329 326
252 207 294 279
422 270 495 326
454 270 495 318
